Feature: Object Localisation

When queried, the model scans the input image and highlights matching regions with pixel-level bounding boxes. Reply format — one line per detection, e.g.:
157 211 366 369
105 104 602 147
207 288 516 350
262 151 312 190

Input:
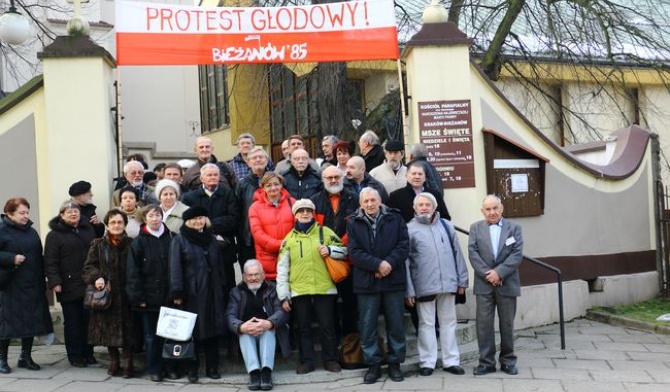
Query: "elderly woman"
44 201 97 368
118 185 141 238
126 205 173 382
83 209 135 378
0 198 53 374
276 199 347 375
333 141 353 170
155 179 188 234
169 206 228 383
248 172 295 280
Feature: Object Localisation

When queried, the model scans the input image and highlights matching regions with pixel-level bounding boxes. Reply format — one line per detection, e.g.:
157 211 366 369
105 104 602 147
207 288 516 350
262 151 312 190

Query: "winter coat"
282 165 323 200
226 281 291 358
0 215 53 339
169 232 227 341
182 154 236 191
405 214 469 298
408 157 444 197
343 173 389 204
248 188 295 279
310 188 359 237
276 222 346 300
236 171 264 247
82 234 135 347
44 216 96 303
162 201 189 234
78 203 105 237
182 186 240 241
126 225 173 311
346 205 409 294
369 163 408 195
362 144 385 173
388 183 451 223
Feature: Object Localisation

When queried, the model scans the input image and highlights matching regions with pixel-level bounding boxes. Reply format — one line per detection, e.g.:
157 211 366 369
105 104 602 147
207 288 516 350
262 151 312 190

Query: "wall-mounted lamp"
0 0 30 45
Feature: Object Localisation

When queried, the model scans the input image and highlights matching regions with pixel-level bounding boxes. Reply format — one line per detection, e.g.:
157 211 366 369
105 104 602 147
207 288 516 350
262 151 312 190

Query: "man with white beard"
370 140 408 194
310 166 360 337
226 260 290 391
110 160 157 208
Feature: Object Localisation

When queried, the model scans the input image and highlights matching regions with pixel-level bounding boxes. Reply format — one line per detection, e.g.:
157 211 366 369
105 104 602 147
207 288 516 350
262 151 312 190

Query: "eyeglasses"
245 273 262 279
324 176 342 181
296 208 313 214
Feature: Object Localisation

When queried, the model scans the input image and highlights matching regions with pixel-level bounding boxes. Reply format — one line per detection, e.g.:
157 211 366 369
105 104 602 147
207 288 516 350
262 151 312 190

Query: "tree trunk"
479 0 526 80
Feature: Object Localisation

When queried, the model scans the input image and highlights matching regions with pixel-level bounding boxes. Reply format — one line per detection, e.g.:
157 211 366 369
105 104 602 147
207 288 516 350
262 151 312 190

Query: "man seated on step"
226 259 290 391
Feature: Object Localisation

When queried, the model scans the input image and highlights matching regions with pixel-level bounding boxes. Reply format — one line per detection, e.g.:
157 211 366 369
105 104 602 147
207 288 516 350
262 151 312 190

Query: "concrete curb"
585 309 670 335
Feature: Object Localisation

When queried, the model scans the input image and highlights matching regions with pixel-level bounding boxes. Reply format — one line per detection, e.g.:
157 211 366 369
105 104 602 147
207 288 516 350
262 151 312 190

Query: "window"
199 65 230 133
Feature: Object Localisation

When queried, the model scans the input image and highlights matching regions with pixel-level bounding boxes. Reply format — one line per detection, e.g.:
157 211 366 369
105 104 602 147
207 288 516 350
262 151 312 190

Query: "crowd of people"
0 130 524 389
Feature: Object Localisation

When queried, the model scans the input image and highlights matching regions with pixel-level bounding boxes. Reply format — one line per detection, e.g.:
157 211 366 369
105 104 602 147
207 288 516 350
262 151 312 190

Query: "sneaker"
260 367 273 391
296 363 314 374
363 364 382 384
324 361 341 373
248 370 261 391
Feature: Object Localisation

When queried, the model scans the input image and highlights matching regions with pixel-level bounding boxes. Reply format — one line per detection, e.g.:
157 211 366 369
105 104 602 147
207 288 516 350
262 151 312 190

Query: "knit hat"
68 180 92 196
182 206 209 221
154 179 181 199
384 140 404 152
291 199 316 215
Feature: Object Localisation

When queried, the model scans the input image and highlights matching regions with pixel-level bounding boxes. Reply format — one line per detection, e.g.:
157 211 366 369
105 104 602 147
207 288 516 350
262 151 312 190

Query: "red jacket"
248 188 295 279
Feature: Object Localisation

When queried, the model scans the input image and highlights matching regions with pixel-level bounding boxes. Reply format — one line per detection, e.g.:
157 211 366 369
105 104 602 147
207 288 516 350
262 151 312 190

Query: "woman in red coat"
248 172 295 280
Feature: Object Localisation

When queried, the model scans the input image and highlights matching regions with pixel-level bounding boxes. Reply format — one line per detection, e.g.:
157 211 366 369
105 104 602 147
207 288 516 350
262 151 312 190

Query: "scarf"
107 233 124 247
179 224 213 248
295 219 315 233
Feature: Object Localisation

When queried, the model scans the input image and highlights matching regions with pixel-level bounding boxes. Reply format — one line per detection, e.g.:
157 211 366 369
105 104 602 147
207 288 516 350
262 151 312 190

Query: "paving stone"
530 367 592 381
562 380 627 392
502 379 563 392
552 358 610 370
589 369 654 383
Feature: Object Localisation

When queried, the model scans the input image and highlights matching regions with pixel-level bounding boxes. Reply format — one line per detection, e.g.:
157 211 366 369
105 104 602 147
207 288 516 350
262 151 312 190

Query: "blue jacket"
346 205 409 294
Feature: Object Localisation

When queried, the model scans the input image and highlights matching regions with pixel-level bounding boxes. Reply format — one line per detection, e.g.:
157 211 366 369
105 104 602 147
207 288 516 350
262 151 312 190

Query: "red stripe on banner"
116 28 399 65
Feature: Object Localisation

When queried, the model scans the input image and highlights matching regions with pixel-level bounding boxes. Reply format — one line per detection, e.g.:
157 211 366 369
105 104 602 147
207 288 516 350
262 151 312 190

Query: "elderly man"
358 130 385 173
182 163 240 292
389 162 450 223
408 143 444 197
344 156 389 204
280 140 291 160
275 135 320 174
183 136 236 190
370 140 407 194
236 147 273 267
226 259 290 391
68 180 104 237
282 148 323 199
230 133 275 181
406 193 468 376
347 187 409 384
163 163 189 196
469 195 523 376
310 166 359 337
318 135 338 167
111 161 157 208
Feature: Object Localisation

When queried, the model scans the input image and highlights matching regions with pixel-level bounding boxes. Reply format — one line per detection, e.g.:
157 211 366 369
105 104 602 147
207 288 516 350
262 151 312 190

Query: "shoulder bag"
319 226 350 283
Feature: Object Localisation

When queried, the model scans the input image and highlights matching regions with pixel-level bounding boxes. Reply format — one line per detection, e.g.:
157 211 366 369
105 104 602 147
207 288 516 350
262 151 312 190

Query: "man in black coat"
358 130 385 173
346 187 409 384
344 156 389 204
388 162 450 223
68 180 105 237
408 143 444 198
281 148 323 200
182 163 240 292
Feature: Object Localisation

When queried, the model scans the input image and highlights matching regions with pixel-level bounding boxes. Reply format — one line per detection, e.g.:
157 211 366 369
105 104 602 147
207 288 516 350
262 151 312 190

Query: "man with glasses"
226 259 290 391
229 133 275 182
110 161 157 208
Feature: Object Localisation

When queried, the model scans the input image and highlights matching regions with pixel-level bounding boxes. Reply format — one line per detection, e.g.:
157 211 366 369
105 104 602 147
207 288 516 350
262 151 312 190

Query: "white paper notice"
511 174 528 193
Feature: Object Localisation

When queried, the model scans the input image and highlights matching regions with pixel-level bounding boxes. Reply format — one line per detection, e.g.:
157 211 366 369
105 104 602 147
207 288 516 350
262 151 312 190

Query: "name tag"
505 237 516 246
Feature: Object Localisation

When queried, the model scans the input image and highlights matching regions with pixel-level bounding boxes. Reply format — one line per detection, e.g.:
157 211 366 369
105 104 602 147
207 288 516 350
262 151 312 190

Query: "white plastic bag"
156 306 197 341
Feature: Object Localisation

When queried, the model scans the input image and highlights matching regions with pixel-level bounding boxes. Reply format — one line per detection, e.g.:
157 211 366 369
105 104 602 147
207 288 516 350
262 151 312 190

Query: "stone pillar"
37 36 117 233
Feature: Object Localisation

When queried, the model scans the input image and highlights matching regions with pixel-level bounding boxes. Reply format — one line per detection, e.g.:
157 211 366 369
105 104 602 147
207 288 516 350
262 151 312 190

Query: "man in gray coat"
406 193 468 376
468 195 523 376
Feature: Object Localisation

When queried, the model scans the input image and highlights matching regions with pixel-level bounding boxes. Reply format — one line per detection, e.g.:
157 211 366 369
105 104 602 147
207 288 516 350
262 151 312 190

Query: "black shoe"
166 371 180 380
443 365 465 375
206 368 221 379
248 370 261 390
149 373 162 382
0 360 11 374
187 370 199 383
295 363 314 374
260 367 273 391
70 360 87 368
418 367 433 376
388 362 404 382
84 356 98 365
500 364 518 375
17 356 40 371
363 364 382 384
473 364 496 375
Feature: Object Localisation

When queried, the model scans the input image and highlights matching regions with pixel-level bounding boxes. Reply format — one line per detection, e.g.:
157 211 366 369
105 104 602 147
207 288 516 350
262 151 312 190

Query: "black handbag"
83 282 112 311
162 339 195 360
0 266 15 290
